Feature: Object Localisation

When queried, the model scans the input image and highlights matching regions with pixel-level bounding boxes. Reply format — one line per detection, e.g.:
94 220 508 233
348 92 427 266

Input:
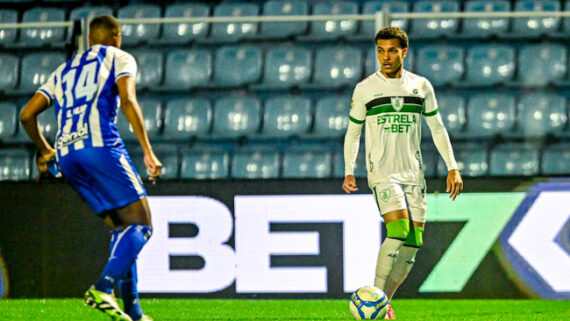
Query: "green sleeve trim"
423 108 439 117
349 116 365 124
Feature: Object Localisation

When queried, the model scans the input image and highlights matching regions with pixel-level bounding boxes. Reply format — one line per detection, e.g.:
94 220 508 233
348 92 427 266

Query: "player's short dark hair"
89 15 121 35
375 26 409 49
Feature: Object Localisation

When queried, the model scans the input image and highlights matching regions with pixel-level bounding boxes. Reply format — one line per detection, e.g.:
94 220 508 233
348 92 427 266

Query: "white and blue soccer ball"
349 286 389 320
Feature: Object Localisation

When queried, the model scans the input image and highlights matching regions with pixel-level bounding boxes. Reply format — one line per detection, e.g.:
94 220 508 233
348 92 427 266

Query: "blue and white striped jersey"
37 45 137 159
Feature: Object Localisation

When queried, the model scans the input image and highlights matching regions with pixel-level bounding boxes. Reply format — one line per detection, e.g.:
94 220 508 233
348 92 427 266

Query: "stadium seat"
0 102 17 141
515 93 567 138
489 143 539 176
210 3 259 41
423 94 466 139
130 144 179 179
366 48 414 75
20 8 66 46
437 142 488 177
0 149 31 181
116 97 162 141
118 4 161 45
130 49 163 90
462 0 510 37
360 1 410 37
465 45 515 86
411 1 460 38
464 93 515 138
541 143 570 175
262 96 312 138
213 46 262 86
37 108 58 143
282 146 333 178
333 147 367 178
260 0 308 38
0 9 17 46
517 44 567 86
312 95 350 138
564 0 570 34
163 97 212 140
416 46 464 87
0 54 18 91
180 147 230 179
231 147 280 179
211 96 261 138
163 49 212 90
19 53 66 93
68 6 114 39
162 3 210 43
512 0 560 38
260 46 312 88
420 144 438 177
313 46 362 88
304 1 358 40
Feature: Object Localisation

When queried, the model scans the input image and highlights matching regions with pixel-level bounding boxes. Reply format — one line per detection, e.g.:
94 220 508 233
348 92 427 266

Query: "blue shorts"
58 147 147 215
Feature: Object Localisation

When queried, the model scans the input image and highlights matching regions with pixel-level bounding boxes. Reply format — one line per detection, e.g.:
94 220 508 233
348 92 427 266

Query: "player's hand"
35 149 61 181
342 175 359 194
144 151 162 184
446 169 463 201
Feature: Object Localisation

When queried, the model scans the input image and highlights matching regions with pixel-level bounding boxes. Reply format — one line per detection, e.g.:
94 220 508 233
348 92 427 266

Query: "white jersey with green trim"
349 69 439 186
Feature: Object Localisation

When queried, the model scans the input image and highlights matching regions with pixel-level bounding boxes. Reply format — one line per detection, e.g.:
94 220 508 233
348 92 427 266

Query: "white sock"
374 238 405 291
383 246 419 300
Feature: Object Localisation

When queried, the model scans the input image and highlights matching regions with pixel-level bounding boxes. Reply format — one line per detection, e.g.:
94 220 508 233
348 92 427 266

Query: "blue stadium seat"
0 9 17 46
366 48 414 75
130 49 163 90
231 147 280 179
0 149 31 181
416 46 464 87
262 96 312 138
212 96 261 138
517 44 567 86
564 0 570 34
515 93 567 138
0 54 18 91
420 144 438 177
37 109 58 143
211 3 259 41
542 143 570 175
463 1 510 37
512 0 560 38
162 3 210 43
465 93 515 138
180 147 230 179
260 0 308 38
465 45 515 86
360 1 410 37
333 147 367 178
305 1 358 40
437 143 488 177
312 96 349 138
130 144 179 179
164 49 212 90
411 1 460 38
0 102 17 141
68 6 114 39
261 46 311 88
422 94 466 139
19 53 66 93
313 46 362 88
118 4 161 45
116 97 162 141
163 97 212 140
282 146 333 178
214 46 262 86
489 143 539 176
20 8 65 46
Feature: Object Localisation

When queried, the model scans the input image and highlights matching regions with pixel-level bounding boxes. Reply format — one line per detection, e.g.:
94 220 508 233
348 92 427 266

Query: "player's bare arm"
342 175 359 194
447 169 463 201
20 93 57 176
116 76 162 182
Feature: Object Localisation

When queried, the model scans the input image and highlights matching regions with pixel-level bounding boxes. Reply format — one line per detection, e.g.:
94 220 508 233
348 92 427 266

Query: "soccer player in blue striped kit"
20 15 161 321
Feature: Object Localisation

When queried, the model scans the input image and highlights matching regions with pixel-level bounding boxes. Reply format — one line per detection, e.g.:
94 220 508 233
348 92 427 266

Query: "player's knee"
386 219 410 240
404 226 424 248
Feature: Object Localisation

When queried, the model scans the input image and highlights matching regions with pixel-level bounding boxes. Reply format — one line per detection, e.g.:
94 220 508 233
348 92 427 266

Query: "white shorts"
372 181 427 223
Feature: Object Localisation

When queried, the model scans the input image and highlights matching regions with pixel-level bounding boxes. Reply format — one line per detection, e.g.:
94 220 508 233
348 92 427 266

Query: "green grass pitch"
0 299 569 320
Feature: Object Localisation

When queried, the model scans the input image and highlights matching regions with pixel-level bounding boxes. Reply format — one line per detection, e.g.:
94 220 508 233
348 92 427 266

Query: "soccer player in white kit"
342 27 463 319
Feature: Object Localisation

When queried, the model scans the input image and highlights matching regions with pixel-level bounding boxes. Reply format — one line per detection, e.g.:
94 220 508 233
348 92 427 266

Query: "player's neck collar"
377 69 406 82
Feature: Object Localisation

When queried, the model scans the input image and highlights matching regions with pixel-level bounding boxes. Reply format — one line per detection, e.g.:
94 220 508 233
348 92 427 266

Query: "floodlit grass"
0 299 569 320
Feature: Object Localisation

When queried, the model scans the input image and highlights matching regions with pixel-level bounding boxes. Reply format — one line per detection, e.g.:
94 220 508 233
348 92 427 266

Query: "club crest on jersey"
391 97 404 112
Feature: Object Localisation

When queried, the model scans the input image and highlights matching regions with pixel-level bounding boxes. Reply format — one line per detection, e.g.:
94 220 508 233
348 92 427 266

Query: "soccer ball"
349 286 389 320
